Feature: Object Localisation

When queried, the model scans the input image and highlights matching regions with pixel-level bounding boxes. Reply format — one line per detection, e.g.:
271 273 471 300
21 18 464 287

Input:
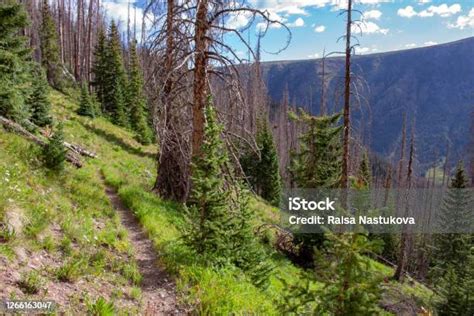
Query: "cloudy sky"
103 0 474 61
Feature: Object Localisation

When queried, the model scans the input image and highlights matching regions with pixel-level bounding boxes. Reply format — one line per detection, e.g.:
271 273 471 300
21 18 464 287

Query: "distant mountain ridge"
261 37 474 169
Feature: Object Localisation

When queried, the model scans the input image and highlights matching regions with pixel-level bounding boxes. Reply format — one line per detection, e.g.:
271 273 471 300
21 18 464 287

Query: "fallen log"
0 116 83 168
64 142 98 158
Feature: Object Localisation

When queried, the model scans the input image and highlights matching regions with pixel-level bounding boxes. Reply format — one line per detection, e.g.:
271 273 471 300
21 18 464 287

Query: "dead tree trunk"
397 112 407 186
394 124 415 281
341 0 353 194
191 0 210 159
154 0 190 202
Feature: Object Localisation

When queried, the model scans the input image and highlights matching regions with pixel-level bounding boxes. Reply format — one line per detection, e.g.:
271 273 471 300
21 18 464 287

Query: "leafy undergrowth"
1 89 435 314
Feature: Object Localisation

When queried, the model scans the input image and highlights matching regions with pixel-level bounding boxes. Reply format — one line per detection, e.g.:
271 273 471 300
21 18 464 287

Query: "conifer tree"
436 255 474 316
127 40 152 144
77 83 95 118
184 101 234 262
0 0 32 122
241 119 281 206
42 123 66 171
315 233 383 315
92 29 107 107
39 0 61 88
289 110 342 188
28 70 52 127
288 110 343 260
111 77 127 126
185 100 273 286
431 162 472 274
356 151 371 188
103 20 128 125
430 162 473 314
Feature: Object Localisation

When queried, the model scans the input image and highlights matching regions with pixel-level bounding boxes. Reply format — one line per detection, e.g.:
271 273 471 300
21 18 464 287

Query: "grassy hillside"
0 89 435 314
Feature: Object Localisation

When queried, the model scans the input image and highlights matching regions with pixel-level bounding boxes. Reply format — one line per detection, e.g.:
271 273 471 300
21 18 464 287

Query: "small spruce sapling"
77 83 95 118
29 71 53 127
42 123 66 170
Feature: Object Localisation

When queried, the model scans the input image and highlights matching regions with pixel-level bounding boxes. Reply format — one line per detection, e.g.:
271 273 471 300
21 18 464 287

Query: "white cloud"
352 21 389 35
363 9 382 20
398 3 462 18
250 0 390 18
314 25 326 32
424 41 438 46
288 17 305 27
418 4 461 17
226 12 252 29
102 0 154 39
355 46 378 54
405 43 417 48
448 8 474 29
250 0 330 17
418 0 431 4
307 53 320 58
398 6 417 18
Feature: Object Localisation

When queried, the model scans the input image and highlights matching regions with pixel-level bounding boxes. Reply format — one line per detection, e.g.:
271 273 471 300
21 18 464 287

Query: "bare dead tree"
340 0 353 193
394 122 415 281
319 48 327 116
145 0 290 201
398 112 407 187
442 140 450 187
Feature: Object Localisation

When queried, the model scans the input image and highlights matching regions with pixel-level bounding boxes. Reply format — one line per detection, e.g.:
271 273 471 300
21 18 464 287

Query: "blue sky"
102 0 474 62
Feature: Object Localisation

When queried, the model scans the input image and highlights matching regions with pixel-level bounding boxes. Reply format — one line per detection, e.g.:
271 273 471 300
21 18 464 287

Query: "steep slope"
0 90 176 314
0 89 435 314
262 37 474 169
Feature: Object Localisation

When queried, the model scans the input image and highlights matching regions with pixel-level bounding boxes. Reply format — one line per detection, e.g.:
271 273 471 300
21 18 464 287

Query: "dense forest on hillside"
0 0 473 314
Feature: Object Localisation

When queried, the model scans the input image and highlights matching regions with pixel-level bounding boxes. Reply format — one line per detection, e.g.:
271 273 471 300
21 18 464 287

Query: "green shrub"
56 257 83 282
18 270 43 294
87 297 115 316
42 123 66 170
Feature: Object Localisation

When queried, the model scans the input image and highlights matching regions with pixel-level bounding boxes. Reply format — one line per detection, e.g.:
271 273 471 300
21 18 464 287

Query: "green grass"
18 270 44 294
0 89 152 313
1 88 436 314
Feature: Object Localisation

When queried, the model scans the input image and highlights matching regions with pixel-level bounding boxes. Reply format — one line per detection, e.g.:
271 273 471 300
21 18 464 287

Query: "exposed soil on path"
104 185 185 315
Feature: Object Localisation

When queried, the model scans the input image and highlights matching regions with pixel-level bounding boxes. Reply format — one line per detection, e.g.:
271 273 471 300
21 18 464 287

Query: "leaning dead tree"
145 0 290 201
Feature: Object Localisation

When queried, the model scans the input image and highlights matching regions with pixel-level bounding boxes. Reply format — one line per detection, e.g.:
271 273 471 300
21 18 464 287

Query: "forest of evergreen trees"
0 0 473 314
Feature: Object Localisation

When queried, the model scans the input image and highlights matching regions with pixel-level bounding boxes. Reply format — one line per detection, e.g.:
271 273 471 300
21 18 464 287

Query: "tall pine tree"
92 28 107 108
184 101 234 262
39 0 61 88
432 161 472 273
103 20 128 126
184 100 274 286
127 40 152 144
0 0 32 122
431 162 473 315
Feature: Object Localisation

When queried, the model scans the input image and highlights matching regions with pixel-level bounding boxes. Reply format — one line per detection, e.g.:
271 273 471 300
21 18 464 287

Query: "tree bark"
192 0 209 159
